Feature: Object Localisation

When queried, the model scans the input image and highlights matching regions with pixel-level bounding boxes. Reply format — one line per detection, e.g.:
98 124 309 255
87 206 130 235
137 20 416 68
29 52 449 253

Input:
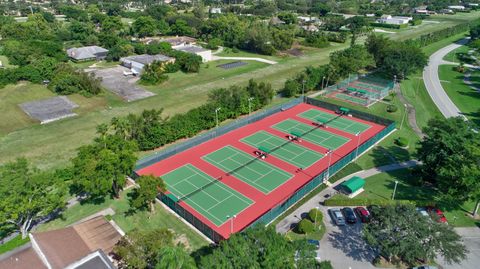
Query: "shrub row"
324 195 435 207
370 22 407 29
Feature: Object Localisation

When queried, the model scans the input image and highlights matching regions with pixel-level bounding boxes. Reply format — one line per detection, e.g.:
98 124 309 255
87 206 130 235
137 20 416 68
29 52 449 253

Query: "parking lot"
92 66 155 102
319 206 378 269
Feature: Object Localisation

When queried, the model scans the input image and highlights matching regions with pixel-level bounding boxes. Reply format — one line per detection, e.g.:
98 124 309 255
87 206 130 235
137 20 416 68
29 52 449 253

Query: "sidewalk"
275 160 419 233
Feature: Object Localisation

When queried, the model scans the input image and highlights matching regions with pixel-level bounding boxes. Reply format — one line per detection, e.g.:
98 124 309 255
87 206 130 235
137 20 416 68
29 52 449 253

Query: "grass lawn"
317 92 418 169
389 12 480 41
443 45 471 63
37 188 209 251
358 169 480 227
0 43 349 170
438 64 480 125
0 55 15 68
0 235 30 255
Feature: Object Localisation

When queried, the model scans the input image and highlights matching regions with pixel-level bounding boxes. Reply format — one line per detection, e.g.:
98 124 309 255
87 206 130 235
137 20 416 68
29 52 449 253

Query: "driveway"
423 38 468 119
91 66 155 102
437 227 480 269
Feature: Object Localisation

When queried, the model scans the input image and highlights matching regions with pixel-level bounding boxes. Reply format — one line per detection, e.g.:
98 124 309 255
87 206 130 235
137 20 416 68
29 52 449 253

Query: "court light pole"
321 76 326 90
354 131 361 162
400 104 408 130
326 149 333 182
392 180 399 200
215 107 221 127
302 80 305 101
226 215 236 234
248 97 254 115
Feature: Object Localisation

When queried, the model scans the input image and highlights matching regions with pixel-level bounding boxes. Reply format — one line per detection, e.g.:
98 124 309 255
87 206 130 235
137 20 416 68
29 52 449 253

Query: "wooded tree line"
107 79 275 150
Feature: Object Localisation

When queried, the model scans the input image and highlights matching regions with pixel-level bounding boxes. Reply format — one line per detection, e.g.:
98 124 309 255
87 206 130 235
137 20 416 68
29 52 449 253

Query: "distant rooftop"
67 46 108 60
175 45 210 53
120 54 174 65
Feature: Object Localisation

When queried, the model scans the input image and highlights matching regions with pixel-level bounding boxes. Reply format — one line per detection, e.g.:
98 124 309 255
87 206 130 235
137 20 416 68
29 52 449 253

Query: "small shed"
341 176 365 197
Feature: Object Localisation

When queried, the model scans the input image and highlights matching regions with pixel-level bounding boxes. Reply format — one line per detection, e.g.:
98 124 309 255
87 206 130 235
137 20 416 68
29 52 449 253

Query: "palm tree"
155 246 197 269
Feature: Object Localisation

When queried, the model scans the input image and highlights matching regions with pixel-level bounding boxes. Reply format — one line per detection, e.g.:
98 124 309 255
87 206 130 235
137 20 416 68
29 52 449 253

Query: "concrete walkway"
423 38 468 118
211 55 278 65
275 160 420 233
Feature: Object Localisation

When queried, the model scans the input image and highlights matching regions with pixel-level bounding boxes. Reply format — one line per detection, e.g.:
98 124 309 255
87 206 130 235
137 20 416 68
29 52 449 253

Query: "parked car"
354 206 370 223
342 207 357 224
329 208 346 226
416 207 429 217
411 266 438 269
426 206 447 223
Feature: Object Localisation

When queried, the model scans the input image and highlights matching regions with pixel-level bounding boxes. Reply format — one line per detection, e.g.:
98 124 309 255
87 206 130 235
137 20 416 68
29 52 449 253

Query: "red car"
426 206 447 223
354 206 371 223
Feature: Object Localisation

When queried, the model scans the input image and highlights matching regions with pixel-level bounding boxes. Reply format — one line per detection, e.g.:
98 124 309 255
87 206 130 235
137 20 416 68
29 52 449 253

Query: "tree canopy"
363 204 467 265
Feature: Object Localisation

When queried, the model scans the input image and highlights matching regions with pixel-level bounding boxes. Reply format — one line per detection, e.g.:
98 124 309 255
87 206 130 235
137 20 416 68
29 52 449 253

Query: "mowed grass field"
0 43 347 170
438 64 480 125
357 169 480 227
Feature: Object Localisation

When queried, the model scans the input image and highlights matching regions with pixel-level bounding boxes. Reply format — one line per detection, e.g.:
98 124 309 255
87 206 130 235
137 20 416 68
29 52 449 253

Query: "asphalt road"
422 38 469 119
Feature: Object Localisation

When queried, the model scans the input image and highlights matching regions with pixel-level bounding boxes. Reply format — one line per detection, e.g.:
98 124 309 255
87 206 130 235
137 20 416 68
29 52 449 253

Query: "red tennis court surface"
136 103 386 240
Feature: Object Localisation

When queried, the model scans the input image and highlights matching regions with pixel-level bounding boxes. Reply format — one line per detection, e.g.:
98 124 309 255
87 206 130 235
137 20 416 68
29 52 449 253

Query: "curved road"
423 38 469 119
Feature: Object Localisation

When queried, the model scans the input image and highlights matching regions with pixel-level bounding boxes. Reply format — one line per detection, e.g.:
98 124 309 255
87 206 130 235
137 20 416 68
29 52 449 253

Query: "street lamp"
326 149 333 182
248 97 254 115
392 180 399 200
215 107 221 127
321 76 326 90
400 104 408 130
354 131 361 161
302 80 306 101
226 215 236 234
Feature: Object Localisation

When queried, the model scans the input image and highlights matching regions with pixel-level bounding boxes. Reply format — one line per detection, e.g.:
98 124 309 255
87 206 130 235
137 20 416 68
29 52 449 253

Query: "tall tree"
155 246 197 269
418 117 480 215
363 204 467 265
346 16 370 46
0 158 66 238
72 134 138 199
130 175 166 213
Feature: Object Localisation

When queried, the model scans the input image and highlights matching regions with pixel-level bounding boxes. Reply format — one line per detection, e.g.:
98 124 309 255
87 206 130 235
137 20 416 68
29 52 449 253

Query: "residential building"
377 15 413 25
301 25 319 32
158 36 197 48
66 46 109 62
0 217 123 269
448 5 466 10
120 54 175 74
210 7 222 14
174 45 212 62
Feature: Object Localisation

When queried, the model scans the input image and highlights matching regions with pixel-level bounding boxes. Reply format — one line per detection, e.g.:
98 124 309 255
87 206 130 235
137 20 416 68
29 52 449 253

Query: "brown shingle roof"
0 244 47 269
73 216 122 254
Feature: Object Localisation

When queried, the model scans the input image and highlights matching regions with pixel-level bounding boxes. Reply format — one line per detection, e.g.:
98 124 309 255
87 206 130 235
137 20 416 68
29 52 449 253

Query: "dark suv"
342 207 357 224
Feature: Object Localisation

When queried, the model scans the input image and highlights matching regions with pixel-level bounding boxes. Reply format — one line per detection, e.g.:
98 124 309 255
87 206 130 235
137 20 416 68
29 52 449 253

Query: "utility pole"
215 107 221 127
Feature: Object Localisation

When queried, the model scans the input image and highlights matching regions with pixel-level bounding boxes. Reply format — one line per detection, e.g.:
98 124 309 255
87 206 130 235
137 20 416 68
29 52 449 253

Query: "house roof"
0 243 47 269
120 54 174 65
67 46 109 60
0 216 122 269
175 45 210 53
159 36 196 46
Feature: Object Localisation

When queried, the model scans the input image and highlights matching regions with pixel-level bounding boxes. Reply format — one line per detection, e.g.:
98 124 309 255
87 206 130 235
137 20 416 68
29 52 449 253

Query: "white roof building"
120 54 175 74
174 45 212 62
448 5 466 10
377 15 413 25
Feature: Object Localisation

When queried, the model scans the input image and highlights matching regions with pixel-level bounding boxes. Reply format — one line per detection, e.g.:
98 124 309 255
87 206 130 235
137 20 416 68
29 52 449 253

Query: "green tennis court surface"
203 146 292 194
298 109 371 134
162 164 253 226
272 119 350 150
241 131 324 168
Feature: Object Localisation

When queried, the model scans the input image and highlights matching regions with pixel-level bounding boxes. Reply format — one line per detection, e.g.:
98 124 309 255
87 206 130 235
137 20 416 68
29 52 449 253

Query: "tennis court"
272 119 350 150
241 131 324 168
298 109 371 134
203 146 292 194
162 164 253 226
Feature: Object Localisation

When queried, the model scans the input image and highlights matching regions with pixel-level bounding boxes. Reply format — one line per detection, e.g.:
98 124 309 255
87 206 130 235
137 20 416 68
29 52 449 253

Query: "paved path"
275 160 420 234
394 84 425 138
211 56 278 65
423 38 469 118
438 227 480 269
212 46 224 55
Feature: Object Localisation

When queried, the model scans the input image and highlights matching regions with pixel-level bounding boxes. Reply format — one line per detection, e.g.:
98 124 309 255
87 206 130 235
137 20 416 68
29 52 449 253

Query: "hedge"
308 208 323 224
386 104 398 113
394 137 408 147
296 219 315 234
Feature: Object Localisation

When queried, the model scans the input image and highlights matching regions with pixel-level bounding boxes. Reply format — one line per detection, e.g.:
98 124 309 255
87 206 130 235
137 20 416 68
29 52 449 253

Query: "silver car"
329 208 346 226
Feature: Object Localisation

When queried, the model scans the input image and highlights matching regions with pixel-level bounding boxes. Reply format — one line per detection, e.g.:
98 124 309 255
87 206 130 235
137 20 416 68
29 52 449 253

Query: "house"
158 36 197 48
301 25 319 32
377 15 413 25
270 17 285 25
448 5 466 10
297 16 319 23
120 54 175 74
66 46 109 61
174 45 212 62
210 7 222 14
0 216 123 269
415 8 429 14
